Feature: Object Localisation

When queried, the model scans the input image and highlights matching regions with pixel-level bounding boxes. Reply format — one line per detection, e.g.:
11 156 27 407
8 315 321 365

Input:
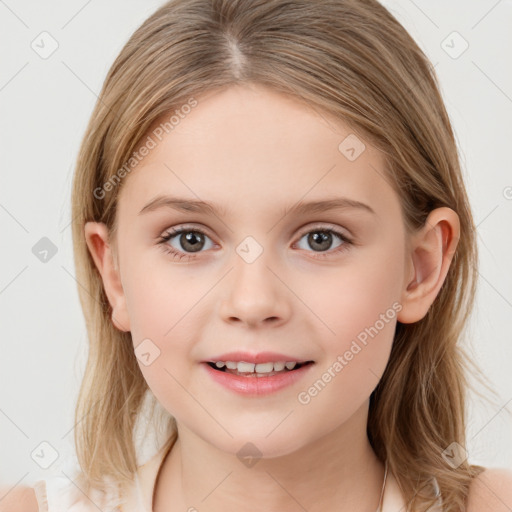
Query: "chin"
201 427 309 460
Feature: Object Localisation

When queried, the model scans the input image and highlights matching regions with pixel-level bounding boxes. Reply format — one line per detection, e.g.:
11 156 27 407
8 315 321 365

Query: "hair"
70 0 499 510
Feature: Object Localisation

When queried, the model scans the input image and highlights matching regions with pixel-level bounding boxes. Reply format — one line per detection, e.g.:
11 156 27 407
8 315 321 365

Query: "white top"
32 441 443 511
33 441 173 512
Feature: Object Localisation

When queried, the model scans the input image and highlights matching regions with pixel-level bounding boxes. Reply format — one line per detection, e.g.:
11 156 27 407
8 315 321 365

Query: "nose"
218 251 291 328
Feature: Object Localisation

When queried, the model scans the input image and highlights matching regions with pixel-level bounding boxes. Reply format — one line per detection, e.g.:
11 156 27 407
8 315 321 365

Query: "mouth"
205 360 315 378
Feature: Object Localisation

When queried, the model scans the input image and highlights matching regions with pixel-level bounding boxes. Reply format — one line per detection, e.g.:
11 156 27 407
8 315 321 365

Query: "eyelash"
156 224 353 262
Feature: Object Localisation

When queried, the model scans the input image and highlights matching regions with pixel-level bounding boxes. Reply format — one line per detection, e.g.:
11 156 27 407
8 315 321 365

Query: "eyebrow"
138 194 376 218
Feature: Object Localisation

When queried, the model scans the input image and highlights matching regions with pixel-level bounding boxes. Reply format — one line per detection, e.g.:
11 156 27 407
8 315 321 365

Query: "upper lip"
203 351 314 364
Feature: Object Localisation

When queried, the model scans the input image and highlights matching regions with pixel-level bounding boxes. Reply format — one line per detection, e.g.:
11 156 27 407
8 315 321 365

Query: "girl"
18 0 512 511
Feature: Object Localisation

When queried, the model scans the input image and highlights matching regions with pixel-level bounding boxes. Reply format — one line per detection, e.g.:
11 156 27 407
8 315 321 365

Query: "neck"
154 401 385 512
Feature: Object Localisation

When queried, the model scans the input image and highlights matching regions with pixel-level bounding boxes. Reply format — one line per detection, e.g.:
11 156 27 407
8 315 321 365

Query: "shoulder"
0 486 39 512
466 467 512 512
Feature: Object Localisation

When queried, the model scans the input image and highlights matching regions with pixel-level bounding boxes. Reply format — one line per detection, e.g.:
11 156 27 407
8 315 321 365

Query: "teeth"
212 360 300 373
238 362 255 373
255 362 274 373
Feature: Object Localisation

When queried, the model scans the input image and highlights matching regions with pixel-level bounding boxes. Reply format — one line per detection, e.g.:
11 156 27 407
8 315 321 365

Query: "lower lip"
201 362 315 396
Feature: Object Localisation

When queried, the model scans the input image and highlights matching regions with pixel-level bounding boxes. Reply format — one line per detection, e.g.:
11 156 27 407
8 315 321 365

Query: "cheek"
120 254 211 406
122 248 207 339
303 235 405 374
294 252 403 424
122 278 198 417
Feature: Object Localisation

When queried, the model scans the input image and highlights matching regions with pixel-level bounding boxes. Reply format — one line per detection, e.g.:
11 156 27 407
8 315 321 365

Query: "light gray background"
1 0 511 489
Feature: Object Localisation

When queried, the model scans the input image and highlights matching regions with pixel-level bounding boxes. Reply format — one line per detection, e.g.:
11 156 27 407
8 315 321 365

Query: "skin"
84 83 461 512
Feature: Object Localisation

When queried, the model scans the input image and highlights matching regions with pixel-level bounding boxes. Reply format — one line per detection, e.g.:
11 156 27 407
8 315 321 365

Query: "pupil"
182 232 204 252
309 232 331 251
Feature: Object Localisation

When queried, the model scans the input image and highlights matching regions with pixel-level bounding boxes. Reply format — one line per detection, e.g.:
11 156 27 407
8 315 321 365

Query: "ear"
84 222 130 332
397 207 460 324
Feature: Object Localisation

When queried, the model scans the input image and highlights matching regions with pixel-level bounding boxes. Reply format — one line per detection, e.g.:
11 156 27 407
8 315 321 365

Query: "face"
89 83 423 457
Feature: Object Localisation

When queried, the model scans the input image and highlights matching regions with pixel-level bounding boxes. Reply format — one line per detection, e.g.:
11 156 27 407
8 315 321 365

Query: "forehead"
117 84 398 221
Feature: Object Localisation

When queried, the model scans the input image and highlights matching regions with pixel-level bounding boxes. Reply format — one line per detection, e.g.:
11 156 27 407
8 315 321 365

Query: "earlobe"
397 207 460 324
84 222 131 332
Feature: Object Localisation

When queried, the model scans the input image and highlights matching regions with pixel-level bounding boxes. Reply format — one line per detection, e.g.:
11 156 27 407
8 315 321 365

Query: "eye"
293 224 353 259
157 225 215 261
157 224 353 262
